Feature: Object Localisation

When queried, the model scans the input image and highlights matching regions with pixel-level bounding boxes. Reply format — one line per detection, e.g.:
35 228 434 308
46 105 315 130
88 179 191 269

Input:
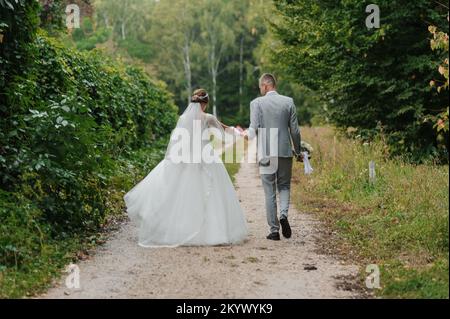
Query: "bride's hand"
227 126 243 136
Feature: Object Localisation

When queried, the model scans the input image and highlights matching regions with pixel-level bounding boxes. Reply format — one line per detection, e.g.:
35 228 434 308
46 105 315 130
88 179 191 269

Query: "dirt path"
41 147 361 299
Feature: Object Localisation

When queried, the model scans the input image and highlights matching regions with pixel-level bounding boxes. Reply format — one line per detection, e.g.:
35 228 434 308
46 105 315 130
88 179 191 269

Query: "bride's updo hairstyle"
191 89 209 104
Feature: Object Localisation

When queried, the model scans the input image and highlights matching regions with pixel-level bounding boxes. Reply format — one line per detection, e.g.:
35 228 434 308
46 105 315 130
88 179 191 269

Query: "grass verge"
291 126 449 299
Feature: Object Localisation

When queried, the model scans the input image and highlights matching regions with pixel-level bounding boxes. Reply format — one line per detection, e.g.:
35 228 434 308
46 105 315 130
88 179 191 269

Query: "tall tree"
84 0 270 122
150 0 199 105
270 0 449 163
199 0 235 117
94 0 149 41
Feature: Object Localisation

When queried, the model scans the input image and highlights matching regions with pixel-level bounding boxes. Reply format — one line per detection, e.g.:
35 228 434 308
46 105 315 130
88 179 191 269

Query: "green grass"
381 259 449 299
0 188 114 298
0 233 97 299
292 126 449 299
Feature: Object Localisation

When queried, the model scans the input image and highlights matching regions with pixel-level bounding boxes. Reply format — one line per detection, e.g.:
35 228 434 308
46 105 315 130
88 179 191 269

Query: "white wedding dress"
124 103 248 247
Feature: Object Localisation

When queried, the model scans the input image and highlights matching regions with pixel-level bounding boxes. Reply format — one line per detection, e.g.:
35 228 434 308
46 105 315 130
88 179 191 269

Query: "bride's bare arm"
206 114 242 137
218 120 240 134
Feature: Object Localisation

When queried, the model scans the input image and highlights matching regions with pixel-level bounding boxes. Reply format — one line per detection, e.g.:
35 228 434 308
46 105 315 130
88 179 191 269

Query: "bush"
270 0 449 163
0 0 40 104
1 32 177 234
0 191 45 269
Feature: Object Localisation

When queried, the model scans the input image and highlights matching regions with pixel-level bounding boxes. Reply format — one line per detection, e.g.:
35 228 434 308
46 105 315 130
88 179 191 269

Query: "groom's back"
251 91 300 158
257 92 293 127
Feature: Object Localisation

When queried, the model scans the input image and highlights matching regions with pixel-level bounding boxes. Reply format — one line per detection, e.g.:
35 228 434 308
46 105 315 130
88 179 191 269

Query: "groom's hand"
295 153 304 162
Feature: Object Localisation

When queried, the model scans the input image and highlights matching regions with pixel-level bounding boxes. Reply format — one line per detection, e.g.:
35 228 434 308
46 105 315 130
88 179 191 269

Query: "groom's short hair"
259 73 277 87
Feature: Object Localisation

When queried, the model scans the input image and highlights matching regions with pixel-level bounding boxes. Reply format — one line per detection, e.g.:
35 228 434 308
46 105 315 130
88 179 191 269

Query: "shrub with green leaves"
270 0 449 163
0 0 40 102
1 32 177 233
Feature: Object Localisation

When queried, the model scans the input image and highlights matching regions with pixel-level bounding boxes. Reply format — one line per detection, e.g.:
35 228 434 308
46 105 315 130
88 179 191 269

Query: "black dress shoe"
266 232 280 241
280 217 292 238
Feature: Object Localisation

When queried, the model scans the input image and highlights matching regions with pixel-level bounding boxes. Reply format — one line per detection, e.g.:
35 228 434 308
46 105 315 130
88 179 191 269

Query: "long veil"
165 102 229 164
165 102 204 163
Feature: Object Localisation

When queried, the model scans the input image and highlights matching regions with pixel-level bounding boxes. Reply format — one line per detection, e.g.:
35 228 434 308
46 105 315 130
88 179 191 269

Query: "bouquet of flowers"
300 141 314 159
298 141 314 175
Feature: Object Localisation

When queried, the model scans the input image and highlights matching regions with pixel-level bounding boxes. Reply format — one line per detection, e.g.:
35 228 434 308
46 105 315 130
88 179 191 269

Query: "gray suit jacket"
248 91 301 160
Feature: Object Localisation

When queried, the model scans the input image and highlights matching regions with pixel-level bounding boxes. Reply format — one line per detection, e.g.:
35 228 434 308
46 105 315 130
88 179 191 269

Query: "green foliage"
427 18 449 154
270 0 449 163
71 17 111 51
0 142 166 298
0 0 40 100
1 32 177 232
381 258 449 298
0 189 82 298
118 37 153 62
83 0 270 125
0 191 45 269
39 0 64 32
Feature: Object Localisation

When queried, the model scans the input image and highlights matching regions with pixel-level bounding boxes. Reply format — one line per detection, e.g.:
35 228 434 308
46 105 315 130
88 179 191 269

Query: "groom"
244 74 303 241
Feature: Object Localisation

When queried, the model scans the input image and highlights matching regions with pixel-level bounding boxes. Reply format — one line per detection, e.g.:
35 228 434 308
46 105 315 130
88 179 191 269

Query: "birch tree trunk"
239 36 244 118
121 21 126 40
211 44 218 117
182 35 192 105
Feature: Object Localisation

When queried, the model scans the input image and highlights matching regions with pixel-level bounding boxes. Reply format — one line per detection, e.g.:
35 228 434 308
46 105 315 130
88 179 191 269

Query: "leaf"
3 0 14 10
396 105 416 116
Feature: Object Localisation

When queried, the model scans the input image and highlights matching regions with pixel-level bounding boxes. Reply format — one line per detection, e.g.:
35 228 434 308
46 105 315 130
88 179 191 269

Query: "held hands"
227 125 247 138
221 121 251 139
227 126 244 136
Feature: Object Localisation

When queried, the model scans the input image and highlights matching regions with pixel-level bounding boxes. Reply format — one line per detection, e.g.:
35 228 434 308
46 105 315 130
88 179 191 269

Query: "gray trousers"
260 157 293 234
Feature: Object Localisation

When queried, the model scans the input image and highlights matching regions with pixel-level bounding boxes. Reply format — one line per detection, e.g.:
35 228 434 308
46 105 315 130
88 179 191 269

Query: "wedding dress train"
124 103 248 247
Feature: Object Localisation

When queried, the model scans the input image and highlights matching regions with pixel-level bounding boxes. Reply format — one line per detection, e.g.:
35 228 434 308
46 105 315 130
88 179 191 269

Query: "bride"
124 89 248 247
